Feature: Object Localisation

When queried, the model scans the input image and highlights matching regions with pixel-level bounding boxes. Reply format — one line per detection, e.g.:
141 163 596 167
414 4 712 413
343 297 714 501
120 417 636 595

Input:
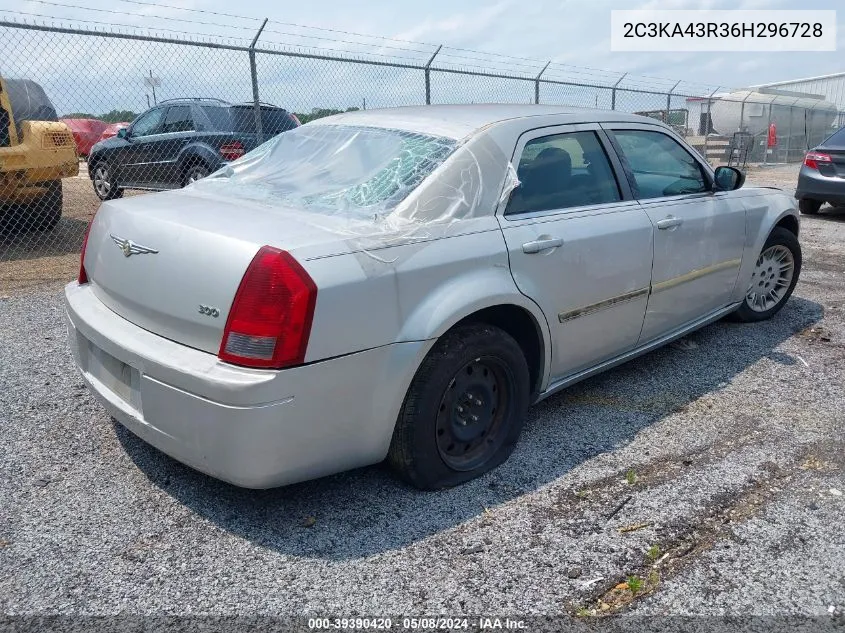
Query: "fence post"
611 73 627 111
424 45 442 105
666 80 680 126
249 18 268 144
703 86 720 164
534 61 550 105
763 96 774 165
805 102 818 150
785 103 795 163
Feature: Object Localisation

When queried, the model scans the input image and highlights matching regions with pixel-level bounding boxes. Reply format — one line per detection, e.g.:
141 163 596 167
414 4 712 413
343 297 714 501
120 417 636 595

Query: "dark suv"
87 98 299 200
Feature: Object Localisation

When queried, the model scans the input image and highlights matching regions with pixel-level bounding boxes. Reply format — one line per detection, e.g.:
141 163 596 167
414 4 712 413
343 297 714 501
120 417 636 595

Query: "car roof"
307 104 657 139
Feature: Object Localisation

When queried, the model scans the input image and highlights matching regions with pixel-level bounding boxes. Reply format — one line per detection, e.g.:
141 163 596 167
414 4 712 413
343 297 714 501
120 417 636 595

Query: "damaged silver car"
65 104 802 489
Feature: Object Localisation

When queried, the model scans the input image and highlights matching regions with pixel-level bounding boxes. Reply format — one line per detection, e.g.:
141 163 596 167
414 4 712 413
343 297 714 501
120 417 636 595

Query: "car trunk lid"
814 147 845 178
83 189 360 355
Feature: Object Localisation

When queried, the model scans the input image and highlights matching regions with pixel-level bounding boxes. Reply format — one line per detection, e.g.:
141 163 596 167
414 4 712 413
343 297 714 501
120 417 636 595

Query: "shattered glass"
193 125 457 220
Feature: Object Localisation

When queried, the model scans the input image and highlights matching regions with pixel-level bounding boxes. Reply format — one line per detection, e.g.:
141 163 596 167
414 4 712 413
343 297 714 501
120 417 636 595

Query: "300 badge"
198 304 220 318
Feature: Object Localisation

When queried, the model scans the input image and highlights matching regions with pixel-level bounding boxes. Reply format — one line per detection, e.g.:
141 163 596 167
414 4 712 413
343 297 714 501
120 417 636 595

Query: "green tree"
294 106 360 124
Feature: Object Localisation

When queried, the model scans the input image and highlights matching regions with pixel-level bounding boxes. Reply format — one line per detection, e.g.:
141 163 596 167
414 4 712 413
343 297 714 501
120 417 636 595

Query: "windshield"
192 124 457 218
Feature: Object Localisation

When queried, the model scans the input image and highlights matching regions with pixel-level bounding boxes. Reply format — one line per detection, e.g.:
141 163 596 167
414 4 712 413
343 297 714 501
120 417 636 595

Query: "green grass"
625 469 638 485
646 544 661 561
627 575 643 594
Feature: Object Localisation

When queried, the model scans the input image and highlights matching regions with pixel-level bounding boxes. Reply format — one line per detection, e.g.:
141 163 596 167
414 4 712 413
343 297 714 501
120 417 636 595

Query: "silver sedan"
65 104 802 489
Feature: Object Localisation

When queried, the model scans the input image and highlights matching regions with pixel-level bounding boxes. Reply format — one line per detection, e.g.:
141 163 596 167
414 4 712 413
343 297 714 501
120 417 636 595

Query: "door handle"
656 216 684 230
522 237 563 254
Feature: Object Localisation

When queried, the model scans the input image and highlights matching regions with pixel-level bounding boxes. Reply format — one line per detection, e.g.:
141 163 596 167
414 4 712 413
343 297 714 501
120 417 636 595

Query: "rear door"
604 124 746 343
499 124 655 381
153 104 197 186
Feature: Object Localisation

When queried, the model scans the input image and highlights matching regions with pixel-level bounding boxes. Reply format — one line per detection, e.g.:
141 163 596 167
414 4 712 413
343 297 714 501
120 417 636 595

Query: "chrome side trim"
558 287 650 323
536 302 741 403
651 258 742 294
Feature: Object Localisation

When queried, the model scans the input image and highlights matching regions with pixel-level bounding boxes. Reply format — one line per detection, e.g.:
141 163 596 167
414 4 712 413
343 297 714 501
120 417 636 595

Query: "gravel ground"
1 164 844 627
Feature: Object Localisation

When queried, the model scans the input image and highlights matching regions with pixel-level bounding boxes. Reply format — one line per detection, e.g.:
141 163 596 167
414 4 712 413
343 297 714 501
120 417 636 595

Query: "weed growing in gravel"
625 469 638 485
627 575 643 594
646 544 660 562
575 606 592 618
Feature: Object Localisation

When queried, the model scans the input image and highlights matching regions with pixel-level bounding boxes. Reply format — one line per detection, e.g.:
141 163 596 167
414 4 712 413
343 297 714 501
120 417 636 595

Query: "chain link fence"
2 19 843 294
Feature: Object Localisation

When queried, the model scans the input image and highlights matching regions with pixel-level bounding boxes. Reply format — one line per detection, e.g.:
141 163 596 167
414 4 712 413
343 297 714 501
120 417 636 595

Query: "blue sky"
1 0 843 114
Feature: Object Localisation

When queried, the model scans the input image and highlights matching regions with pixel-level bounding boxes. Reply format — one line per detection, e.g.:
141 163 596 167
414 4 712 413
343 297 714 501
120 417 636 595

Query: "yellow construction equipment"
1 76 78 231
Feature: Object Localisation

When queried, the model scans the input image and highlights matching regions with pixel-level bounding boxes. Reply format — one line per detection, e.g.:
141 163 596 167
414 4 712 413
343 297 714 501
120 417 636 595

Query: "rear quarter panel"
303 217 550 377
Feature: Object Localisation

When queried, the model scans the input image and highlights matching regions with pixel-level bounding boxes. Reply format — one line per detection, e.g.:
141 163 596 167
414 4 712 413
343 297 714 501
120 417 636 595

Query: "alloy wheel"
746 244 795 312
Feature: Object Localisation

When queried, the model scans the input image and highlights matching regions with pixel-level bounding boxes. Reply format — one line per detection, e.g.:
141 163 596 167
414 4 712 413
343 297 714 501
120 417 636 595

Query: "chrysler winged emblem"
110 234 159 258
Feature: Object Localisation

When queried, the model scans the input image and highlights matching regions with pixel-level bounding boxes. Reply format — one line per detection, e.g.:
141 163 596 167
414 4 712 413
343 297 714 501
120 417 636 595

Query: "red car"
99 122 130 142
60 118 109 157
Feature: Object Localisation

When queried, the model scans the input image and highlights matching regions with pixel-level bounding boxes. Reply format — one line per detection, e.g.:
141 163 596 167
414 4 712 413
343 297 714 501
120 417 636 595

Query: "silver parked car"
65 105 802 490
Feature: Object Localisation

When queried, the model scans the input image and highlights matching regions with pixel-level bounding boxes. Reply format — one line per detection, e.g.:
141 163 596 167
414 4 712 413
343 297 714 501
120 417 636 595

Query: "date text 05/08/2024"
308 618 527 630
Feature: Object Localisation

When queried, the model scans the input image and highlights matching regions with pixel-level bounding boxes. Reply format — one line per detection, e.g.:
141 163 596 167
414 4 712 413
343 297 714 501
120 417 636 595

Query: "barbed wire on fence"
1 16 842 294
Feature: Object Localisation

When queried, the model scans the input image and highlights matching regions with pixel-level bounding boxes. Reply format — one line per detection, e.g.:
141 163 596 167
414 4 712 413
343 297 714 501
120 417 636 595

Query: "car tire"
183 163 210 186
387 323 530 490
729 227 801 323
91 162 123 201
798 199 822 215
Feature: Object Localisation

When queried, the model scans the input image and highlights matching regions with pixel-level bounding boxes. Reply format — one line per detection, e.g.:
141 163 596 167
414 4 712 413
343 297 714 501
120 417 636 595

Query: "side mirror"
117 127 129 140
714 165 745 191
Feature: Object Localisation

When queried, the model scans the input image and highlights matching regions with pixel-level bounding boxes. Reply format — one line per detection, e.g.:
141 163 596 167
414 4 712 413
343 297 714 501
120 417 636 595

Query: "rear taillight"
218 246 317 369
804 151 832 170
220 140 245 161
77 214 96 284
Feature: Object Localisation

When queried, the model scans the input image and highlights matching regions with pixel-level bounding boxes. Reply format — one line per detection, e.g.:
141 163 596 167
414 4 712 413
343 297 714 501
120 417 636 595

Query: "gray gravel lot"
1 164 844 625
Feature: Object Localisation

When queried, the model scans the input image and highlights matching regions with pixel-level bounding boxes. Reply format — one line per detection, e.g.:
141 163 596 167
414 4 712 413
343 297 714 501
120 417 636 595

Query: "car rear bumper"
64 282 427 488
795 165 845 204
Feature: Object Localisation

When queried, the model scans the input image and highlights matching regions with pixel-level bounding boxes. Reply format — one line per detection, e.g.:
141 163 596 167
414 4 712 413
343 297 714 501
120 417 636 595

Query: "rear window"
199 105 296 134
821 126 845 147
230 106 297 134
192 125 456 218
199 105 232 131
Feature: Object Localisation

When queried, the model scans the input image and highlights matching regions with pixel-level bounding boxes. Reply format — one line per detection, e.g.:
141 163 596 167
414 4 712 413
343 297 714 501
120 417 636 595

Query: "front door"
499 124 655 381
117 106 166 186
604 125 746 343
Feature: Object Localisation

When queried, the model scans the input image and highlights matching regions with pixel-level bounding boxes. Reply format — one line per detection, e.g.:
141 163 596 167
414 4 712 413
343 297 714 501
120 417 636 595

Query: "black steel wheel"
435 357 513 472
388 323 530 490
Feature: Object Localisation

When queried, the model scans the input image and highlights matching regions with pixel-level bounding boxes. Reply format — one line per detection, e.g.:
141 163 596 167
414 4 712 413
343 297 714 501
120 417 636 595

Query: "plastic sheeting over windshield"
189 123 519 247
